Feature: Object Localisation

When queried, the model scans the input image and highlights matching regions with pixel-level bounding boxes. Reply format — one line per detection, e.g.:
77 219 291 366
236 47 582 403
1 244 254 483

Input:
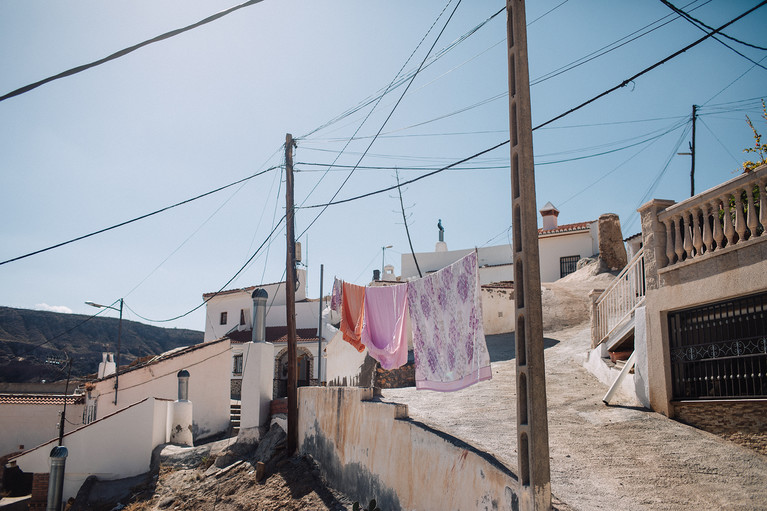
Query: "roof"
94 337 230 382
482 281 514 289
624 232 642 242
538 220 594 236
202 281 285 299
226 327 319 344
0 393 84 405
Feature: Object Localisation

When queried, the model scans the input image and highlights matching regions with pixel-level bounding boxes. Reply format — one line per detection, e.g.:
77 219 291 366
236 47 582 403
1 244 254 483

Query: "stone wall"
29 472 48 511
230 379 242 400
375 362 415 389
674 400 767 455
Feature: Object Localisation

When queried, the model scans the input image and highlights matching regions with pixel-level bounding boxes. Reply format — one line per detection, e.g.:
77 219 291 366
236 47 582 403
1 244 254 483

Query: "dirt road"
382 276 767 510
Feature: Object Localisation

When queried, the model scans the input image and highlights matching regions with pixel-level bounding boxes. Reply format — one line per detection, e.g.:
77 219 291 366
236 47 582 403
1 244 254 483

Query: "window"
233 354 243 376
240 309 246 326
560 255 579 278
220 311 228 325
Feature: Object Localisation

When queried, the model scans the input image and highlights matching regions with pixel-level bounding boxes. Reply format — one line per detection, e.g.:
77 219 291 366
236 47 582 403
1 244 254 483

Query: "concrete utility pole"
285 133 299 453
505 1 552 509
317 263 324 384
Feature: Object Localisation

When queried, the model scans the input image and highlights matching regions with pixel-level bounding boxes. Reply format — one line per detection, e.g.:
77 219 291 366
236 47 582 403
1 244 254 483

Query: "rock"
598 213 628 271
158 496 175 508
253 423 287 463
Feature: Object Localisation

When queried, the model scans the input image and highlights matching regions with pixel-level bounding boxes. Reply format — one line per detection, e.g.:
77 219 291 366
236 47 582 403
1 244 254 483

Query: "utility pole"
285 133 299 454
506 1 552 509
317 264 324 385
678 105 697 197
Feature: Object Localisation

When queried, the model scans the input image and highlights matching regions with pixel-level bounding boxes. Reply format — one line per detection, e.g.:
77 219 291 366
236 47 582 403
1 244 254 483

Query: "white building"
201 268 324 399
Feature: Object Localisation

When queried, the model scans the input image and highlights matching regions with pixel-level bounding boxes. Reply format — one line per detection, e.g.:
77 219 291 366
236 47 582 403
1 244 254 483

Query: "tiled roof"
0 394 84 405
538 220 593 235
225 327 319 344
624 232 642 242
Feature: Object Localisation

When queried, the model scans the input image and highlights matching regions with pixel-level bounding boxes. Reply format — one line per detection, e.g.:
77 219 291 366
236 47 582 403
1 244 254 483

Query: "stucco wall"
538 230 597 283
324 330 369 387
481 286 516 335
644 236 767 416
298 386 519 511
91 339 230 441
0 402 84 457
13 397 170 502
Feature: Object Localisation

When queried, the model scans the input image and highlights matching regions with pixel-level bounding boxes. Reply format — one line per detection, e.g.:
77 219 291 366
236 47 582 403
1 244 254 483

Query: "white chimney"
539 202 560 231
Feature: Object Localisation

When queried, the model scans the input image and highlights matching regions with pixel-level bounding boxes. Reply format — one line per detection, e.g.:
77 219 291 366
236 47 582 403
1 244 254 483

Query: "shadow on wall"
485 332 559 363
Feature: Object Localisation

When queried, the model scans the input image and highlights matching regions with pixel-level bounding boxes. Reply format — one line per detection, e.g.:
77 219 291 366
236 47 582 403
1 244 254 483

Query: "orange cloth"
340 281 366 352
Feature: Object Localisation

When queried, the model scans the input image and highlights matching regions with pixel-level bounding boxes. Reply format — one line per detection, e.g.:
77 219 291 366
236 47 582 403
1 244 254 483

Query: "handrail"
595 248 645 345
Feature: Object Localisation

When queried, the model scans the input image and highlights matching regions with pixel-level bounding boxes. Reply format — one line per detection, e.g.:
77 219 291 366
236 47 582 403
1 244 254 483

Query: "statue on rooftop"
437 219 444 242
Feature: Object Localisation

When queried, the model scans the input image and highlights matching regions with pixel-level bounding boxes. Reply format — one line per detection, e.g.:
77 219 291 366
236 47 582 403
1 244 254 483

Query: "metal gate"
668 291 767 399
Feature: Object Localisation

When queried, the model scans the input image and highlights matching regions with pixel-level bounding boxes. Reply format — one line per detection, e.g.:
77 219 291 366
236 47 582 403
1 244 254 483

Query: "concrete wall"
481 286 516 335
90 339 230 441
538 228 597 283
13 397 170 502
239 342 275 435
401 245 514 281
298 386 519 511
0 402 84 457
324 330 370 387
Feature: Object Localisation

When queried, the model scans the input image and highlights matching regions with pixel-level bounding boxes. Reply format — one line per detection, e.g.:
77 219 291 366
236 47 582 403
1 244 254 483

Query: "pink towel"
407 251 491 391
361 284 409 370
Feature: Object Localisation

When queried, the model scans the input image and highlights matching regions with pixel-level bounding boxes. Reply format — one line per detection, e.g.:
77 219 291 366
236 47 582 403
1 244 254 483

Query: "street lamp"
382 245 393 277
85 298 123 406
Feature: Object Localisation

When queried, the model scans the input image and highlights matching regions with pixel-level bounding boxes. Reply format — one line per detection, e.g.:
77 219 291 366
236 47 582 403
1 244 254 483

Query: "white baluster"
692 209 703 256
664 218 675 266
674 215 685 262
746 184 758 238
683 214 694 259
712 198 724 250
735 188 747 243
723 193 736 245
702 202 714 252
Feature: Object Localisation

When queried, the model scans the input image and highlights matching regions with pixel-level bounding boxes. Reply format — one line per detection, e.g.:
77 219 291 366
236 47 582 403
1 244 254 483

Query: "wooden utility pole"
285 133 299 453
691 104 697 197
506 1 552 509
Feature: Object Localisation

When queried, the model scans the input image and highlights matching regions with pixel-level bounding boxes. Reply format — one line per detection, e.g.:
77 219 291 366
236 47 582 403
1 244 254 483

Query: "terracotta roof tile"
538 220 593 235
225 327 319 344
0 394 84 405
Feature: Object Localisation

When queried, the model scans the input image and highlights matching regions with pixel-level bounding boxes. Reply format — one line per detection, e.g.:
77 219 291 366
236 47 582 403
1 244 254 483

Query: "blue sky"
0 0 765 334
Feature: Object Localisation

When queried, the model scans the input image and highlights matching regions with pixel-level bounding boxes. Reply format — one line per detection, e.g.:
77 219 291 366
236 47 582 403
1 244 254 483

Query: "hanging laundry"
340 281 366 352
407 251 491 391
330 277 343 313
361 284 409 370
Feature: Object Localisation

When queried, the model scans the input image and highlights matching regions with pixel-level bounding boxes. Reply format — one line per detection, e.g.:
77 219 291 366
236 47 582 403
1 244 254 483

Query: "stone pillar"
170 370 193 446
598 213 628 271
637 199 675 292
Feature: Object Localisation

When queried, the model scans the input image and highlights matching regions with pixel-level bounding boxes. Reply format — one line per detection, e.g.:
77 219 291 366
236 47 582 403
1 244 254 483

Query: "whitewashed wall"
0 402 84 457
538 228 598 282
91 339 230 441
13 397 170 503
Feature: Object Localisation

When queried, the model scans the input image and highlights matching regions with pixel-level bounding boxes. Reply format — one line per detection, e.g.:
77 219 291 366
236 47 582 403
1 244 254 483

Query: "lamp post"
381 245 393 276
85 298 123 406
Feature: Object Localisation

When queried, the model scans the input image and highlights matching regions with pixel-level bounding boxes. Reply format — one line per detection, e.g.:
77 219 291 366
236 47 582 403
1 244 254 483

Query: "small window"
233 354 243 375
220 311 228 325
240 309 246 326
560 255 580 278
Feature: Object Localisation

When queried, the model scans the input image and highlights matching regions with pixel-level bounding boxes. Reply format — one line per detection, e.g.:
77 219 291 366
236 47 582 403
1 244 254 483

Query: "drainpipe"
252 288 268 343
46 445 68 511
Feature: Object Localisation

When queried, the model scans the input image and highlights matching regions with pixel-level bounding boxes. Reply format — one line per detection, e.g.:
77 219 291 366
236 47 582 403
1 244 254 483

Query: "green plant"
353 499 382 511
741 99 767 173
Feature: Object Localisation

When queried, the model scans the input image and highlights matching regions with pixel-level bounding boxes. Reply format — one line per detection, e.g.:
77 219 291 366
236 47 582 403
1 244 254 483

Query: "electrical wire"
698 116 743 165
0 166 278 267
297 0 464 239
658 0 767 71
702 55 767 105
658 0 767 51
0 0 267 103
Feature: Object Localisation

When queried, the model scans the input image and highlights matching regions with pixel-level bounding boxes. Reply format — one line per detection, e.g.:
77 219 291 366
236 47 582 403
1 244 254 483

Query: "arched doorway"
274 347 313 398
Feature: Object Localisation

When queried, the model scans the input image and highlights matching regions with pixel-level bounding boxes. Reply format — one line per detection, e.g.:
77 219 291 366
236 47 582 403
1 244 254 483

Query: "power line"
0 166 278 267
297 0 464 239
0 0 266 103
658 0 767 51
658 0 767 71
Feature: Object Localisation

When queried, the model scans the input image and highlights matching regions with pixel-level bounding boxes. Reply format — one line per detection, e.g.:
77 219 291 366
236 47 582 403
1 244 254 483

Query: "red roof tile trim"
0 394 84 405
226 327 319 344
538 220 593 235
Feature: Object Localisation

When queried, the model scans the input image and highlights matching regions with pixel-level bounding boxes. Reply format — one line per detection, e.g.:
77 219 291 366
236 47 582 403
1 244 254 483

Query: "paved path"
382 326 767 510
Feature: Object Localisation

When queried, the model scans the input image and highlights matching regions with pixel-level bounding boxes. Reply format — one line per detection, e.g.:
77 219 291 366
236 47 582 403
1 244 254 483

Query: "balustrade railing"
595 248 646 345
657 164 767 269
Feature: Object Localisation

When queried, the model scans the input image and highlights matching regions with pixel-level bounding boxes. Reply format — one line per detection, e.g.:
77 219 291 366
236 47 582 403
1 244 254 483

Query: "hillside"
0 306 204 383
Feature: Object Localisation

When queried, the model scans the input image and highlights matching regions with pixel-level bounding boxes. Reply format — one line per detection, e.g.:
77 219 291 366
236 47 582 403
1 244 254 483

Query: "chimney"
251 288 268 343
373 269 381 281
539 201 560 231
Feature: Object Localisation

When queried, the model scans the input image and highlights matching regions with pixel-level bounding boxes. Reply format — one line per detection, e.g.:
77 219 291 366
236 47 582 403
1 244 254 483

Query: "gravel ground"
382 273 767 511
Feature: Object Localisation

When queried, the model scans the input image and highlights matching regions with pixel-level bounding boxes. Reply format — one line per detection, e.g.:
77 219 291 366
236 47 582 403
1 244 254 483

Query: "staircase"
230 400 241 435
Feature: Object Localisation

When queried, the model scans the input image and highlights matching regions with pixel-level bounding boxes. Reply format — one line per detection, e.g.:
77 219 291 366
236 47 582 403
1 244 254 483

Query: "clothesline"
331 251 492 392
